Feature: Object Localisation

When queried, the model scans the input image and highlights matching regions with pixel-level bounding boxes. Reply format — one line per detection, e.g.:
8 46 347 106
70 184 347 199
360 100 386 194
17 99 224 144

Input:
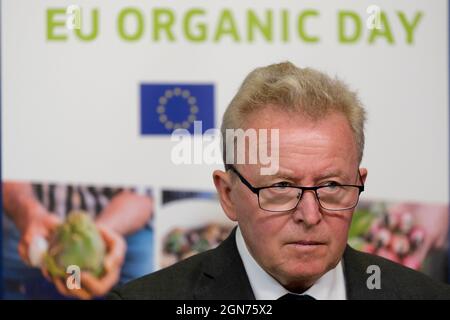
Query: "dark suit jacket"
108 229 450 300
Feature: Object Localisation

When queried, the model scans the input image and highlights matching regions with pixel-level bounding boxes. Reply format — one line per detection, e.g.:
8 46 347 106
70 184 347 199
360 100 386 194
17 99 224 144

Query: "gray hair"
221 61 366 168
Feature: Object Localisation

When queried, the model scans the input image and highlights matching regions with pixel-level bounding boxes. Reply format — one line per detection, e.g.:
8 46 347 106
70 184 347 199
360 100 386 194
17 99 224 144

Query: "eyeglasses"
228 166 364 212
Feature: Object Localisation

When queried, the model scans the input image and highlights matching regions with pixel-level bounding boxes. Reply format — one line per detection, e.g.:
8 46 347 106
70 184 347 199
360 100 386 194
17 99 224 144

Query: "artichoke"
44 211 106 278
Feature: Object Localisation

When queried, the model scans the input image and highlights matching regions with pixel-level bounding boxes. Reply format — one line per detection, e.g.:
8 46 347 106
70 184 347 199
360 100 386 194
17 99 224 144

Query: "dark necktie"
277 293 316 300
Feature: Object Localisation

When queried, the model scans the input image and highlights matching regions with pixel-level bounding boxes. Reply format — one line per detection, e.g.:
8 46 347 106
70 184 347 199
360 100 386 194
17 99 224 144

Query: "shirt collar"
235 226 347 300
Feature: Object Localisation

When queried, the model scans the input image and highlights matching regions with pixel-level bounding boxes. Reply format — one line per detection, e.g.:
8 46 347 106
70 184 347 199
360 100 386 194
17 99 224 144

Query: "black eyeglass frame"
228 165 365 212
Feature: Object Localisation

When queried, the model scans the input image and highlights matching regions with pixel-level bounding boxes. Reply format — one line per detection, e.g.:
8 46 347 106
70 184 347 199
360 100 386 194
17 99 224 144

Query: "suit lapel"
193 228 256 300
343 245 397 300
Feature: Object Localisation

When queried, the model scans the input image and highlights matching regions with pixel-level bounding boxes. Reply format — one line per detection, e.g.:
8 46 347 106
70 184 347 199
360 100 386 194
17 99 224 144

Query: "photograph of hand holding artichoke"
2 181 154 299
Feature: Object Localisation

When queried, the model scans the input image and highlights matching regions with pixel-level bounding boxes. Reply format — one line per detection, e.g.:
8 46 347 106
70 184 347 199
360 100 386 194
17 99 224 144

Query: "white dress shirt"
235 227 347 300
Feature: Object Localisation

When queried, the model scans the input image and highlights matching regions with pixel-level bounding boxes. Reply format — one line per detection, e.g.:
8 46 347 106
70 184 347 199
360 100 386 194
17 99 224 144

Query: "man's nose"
292 190 322 227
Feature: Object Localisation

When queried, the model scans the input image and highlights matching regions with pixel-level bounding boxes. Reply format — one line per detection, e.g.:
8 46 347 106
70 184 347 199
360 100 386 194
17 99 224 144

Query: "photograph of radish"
349 201 448 276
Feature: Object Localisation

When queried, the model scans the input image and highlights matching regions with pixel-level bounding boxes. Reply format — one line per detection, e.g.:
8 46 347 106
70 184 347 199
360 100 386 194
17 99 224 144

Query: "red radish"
377 248 400 263
385 213 400 231
361 243 376 254
402 256 421 270
409 227 426 250
390 234 410 257
366 222 381 242
374 228 392 248
399 212 414 234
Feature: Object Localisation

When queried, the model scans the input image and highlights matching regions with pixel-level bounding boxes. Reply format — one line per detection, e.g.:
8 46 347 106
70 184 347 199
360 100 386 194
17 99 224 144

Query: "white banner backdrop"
2 0 448 205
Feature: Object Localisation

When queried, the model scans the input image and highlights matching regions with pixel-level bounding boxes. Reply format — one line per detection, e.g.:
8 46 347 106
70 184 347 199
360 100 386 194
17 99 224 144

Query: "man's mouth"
289 240 325 246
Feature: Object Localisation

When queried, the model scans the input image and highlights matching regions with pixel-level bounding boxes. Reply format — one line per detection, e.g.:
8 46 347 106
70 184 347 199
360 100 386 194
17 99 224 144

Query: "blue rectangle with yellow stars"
140 83 215 135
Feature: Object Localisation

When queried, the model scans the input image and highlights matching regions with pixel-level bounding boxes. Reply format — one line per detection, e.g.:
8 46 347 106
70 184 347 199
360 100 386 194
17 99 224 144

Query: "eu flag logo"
140 84 215 135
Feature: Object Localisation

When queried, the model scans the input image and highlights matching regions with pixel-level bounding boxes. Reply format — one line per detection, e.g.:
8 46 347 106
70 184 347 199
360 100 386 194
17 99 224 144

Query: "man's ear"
359 167 368 185
213 170 238 221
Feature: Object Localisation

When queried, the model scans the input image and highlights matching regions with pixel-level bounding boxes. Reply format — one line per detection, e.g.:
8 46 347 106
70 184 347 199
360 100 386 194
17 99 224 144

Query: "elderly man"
109 62 450 299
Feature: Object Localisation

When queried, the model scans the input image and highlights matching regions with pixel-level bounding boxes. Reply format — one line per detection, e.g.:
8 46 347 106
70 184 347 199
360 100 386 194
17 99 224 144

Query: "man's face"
214 106 367 291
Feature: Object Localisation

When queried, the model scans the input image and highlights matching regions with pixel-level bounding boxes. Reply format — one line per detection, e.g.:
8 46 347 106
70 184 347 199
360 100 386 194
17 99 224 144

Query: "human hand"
387 202 448 268
17 209 61 266
43 224 126 299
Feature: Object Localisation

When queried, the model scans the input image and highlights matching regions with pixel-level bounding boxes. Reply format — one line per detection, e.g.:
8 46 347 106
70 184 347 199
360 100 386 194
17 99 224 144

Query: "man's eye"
322 181 341 190
272 181 291 188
